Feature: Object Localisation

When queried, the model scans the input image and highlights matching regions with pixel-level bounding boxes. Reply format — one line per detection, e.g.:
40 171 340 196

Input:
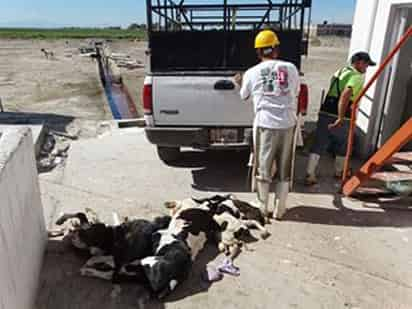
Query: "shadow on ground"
163 244 220 303
167 149 348 195
36 240 223 309
283 203 412 228
166 149 412 226
0 111 75 133
166 149 252 193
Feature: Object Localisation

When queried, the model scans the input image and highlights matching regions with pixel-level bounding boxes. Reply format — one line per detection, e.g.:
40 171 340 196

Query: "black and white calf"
193 195 266 226
133 203 219 297
80 201 220 298
193 195 269 236
57 195 270 299
54 211 172 279
191 195 270 258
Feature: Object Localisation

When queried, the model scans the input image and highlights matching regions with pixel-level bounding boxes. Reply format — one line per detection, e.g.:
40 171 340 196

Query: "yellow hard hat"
254 30 280 49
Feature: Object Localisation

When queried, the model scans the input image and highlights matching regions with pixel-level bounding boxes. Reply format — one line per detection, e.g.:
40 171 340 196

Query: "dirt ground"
0 39 147 137
106 40 147 117
302 44 348 122
0 38 347 128
0 40 108 111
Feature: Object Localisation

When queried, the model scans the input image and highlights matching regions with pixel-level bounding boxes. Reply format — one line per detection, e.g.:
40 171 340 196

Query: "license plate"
210 129 239 144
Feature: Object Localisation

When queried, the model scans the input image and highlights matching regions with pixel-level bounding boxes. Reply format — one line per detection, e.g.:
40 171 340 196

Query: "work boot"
305 153 320 186
334 156 345 179
273 182 289 220
256 180 270 218
270 193 279 220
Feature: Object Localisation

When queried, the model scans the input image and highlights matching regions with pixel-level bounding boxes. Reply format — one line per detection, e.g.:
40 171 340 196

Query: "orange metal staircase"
342 118 412 196
342 26 412 197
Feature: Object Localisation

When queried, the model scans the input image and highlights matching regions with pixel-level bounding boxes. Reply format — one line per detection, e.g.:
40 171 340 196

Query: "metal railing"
146 0 311 32
342 26 412 189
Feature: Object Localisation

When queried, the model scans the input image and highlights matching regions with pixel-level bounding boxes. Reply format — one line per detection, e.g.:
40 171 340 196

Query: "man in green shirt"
305 52 376 185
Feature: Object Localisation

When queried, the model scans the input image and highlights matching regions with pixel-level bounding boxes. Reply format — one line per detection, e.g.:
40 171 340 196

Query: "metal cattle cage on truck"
143 0 311 163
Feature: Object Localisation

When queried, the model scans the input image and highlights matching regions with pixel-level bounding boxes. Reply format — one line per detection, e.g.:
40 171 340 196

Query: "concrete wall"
350 0 412 157
0 127 47 309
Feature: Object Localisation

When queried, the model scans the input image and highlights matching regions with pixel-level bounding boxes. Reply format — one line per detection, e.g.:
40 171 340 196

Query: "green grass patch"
0 28 147 40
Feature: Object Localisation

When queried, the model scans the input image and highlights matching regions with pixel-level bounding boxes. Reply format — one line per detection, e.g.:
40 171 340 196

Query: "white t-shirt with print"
240 59 300 129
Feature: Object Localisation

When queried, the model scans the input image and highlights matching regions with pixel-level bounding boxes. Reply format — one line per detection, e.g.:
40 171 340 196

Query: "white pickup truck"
143 0 311 163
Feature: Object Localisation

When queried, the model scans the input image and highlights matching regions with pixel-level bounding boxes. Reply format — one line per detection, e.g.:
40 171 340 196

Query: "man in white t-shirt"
235 29 300 220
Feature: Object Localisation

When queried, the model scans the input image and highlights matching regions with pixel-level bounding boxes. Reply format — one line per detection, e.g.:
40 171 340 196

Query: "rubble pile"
109 52 144 70
37 132 73 173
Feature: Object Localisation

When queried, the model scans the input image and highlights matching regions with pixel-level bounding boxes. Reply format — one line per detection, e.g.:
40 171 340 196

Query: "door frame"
372 5 411 151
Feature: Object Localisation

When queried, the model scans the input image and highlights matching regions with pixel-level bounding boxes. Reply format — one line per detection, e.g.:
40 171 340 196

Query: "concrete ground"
36 127 412 309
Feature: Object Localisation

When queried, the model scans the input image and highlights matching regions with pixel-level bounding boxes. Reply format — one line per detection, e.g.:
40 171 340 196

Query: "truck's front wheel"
157 146 181 163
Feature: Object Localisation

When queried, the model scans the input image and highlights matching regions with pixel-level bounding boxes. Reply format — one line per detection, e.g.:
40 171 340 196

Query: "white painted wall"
0 127 47 309
350 0 379 55
350 0 412 156
380 10 412 143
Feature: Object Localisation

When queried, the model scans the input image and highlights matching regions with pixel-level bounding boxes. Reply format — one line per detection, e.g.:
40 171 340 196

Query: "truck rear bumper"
145 127 251 149
145 127 209 148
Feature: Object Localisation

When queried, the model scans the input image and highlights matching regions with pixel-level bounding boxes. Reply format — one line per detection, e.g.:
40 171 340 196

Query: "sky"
0 0 357 28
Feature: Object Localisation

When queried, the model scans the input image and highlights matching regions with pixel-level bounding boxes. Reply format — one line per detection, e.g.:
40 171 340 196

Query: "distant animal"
41 48 54 59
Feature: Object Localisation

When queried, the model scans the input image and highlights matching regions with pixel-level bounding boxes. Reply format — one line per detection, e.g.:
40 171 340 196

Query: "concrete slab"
0 126 46 309
36 127 412 309
0 124 46 156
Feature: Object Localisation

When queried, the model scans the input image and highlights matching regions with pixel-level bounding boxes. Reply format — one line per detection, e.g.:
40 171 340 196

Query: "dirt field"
302 44 348 122
0 40 107 116
0 39 147 136
0 38 347 131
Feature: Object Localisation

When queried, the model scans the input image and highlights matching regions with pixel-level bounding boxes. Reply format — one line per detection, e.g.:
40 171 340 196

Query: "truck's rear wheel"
157 146 181 163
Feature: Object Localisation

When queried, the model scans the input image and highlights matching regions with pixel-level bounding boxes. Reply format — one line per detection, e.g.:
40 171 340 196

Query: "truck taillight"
298 83 308 115
143 84 153 115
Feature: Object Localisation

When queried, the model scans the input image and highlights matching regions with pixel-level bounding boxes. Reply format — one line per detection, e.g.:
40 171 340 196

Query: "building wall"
350 0 379 55
380 10 412 144
0 127 47 309
349 0 412 157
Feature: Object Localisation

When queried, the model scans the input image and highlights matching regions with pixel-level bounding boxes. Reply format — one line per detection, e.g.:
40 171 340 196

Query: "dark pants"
310 113 350 157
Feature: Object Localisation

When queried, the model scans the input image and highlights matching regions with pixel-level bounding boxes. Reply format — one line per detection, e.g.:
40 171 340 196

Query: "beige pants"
255 126 295 183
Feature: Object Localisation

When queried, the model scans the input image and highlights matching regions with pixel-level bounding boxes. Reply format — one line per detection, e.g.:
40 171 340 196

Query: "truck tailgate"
152 75 253 126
